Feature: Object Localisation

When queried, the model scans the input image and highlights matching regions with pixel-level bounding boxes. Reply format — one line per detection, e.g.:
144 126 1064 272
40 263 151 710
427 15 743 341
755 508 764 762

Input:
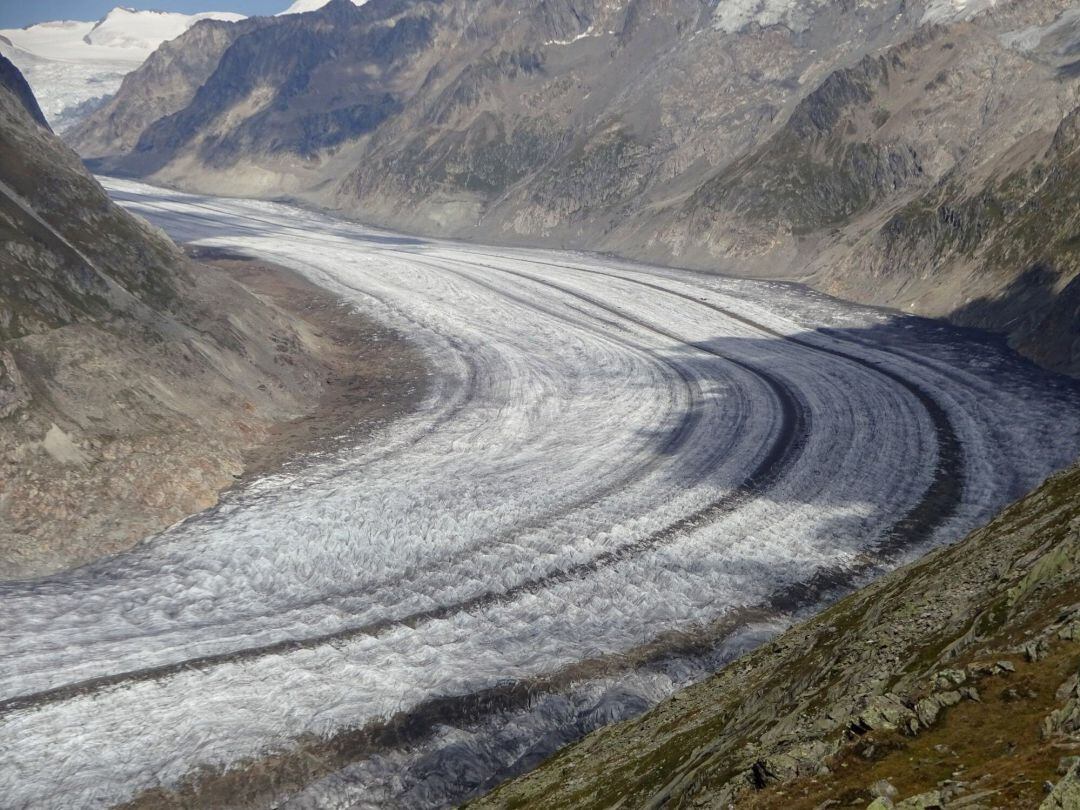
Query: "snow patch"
713 0 829 34
277 0 368 15
920 0 999 26
545 26 599 46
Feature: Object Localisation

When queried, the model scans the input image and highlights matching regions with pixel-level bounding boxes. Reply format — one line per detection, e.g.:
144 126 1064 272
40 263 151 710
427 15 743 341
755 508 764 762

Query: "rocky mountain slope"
472 459 1080 809
68 0 1080 377
0 55 420 580
72 0 918 215
673 3 1080 375
66 16 270 158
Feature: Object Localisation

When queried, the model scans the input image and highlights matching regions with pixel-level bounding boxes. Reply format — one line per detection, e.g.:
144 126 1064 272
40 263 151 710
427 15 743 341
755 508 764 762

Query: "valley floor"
2 179 1080 808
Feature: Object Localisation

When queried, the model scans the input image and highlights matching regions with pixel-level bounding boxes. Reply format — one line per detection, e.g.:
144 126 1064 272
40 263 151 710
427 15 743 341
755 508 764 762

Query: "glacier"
1 178 1078 808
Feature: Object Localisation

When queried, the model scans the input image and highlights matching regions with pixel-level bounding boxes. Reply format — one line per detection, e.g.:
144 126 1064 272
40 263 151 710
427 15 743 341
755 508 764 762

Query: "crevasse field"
3 179 1080 808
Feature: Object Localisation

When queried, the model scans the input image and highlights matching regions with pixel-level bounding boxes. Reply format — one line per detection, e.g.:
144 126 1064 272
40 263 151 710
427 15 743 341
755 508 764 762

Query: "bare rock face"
67 17 270 160
0 54 49 129
68 0 1080 378
1043 761 1080 810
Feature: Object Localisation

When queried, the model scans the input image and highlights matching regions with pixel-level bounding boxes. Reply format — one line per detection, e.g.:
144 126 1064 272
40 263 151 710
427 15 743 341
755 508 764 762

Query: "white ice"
1 178 1077 808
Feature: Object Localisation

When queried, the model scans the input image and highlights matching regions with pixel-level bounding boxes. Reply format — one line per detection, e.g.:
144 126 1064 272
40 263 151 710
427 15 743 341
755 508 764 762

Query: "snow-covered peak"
1 7 244 63
82 7 244 53
277 0 368 16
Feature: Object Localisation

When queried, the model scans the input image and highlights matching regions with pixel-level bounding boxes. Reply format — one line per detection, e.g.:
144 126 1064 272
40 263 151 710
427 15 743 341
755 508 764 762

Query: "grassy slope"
473 464 1080 808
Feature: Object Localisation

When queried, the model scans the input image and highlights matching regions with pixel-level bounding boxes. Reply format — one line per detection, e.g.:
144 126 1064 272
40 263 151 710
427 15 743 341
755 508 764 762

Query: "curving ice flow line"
1 178 1078 809
456 254 966 559
0 260 802 717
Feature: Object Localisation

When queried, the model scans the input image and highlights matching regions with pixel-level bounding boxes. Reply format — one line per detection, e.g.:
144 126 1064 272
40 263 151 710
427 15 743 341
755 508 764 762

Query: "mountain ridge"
68 0 1080 377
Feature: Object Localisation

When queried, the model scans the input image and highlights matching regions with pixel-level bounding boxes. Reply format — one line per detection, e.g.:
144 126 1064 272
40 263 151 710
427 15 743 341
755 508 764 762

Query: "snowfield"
0 7 244 131
2 179 1079 808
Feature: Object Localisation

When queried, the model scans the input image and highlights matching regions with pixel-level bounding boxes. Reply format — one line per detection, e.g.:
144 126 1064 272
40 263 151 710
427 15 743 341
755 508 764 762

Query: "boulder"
851 694 916 734
896 789 944 809
1041 761 1080 809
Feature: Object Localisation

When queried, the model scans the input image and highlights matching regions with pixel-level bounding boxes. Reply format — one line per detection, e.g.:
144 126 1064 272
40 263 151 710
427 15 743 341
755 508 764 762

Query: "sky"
0 2 286 29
